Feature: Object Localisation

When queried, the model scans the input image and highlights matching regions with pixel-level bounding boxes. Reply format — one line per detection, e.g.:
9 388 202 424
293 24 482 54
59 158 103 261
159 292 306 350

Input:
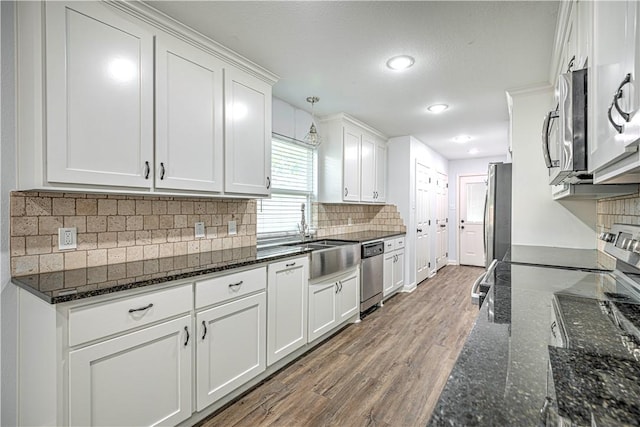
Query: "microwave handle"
541 109 559 168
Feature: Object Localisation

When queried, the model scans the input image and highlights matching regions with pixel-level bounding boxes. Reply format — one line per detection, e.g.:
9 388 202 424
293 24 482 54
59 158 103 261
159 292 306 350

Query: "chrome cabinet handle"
285 262 296 267
550 321 557 338
160 162 166 180
417 228 423 233
541 109 559 168
128 303 153 313
202 321 207 340
344 187 348 197
338 281 343 292
144 161 150 179
335 283 339 294
229 280 243 288
608 101 624 134
613 73 632 122
266 176 271 189
184 326 190 347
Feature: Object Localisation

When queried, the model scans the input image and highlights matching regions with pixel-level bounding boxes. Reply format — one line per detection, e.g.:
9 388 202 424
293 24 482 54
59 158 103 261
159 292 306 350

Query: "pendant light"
304 96 321 146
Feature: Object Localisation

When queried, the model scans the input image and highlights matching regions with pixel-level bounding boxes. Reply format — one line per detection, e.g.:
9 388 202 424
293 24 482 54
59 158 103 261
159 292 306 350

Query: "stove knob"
634 348 640 361
633 241 640 254
630 240 639 252
605 233 616 243
599 232 608 240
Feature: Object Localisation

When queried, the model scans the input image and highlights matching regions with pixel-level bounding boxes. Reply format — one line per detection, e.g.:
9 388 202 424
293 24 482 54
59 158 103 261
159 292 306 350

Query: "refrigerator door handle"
483 191 488 257
471 259 498 306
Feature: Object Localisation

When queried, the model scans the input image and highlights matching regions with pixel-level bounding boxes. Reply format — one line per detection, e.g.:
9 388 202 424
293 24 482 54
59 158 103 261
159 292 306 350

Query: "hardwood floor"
197 265 483 427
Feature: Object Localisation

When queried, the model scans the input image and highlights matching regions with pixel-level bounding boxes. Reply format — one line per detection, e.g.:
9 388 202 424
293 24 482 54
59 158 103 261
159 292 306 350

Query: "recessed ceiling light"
427 104 449 114
386 55 415 70
468 148 479 155
453 135 472 143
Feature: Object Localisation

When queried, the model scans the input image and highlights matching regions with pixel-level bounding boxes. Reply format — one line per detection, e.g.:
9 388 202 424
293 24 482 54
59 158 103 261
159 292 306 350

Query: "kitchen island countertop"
428 259 640 426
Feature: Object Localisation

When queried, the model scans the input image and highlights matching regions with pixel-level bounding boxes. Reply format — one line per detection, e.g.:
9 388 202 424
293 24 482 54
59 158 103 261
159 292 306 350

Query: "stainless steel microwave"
542 68 589 185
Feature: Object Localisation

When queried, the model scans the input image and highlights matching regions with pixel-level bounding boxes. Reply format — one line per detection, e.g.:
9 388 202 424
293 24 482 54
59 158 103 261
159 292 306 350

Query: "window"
257 138 314 238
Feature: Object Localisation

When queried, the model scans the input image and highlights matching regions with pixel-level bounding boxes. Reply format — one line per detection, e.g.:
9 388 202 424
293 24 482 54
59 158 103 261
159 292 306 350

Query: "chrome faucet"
298 203 308 241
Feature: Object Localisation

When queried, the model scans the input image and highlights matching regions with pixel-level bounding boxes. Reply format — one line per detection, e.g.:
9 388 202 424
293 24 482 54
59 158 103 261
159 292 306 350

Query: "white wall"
508 86 596 248
448 155 508 264
387 135 448 289
1 2 17 425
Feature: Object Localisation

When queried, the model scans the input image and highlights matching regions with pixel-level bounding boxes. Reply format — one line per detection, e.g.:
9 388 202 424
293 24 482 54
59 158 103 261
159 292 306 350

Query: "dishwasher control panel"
362 241 384 258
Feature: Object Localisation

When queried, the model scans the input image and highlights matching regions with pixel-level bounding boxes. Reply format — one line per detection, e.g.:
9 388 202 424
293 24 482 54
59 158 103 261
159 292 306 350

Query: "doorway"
458 174 486 267
415 162 430 284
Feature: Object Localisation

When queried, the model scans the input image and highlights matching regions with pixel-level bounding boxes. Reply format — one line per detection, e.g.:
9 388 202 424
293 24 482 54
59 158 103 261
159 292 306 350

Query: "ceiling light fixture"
453 135 472 143
304 96 322 147
427 104 449 114
386 55 415 71
468 148 479 155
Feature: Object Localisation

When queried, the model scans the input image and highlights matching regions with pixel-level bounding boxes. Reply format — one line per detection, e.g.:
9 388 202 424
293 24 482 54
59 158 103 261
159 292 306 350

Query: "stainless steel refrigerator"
484 162 512 268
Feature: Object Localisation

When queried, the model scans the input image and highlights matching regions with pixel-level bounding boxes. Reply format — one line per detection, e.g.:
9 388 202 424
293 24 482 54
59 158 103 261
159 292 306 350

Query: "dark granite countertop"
11 245 311 304
505 245 613 271
319 230 405 243
429 261 640 426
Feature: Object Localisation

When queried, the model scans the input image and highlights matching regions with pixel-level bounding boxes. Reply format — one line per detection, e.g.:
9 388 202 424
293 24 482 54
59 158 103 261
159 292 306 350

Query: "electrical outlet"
228 220 237 236
195 222 205 238
58 227 77 250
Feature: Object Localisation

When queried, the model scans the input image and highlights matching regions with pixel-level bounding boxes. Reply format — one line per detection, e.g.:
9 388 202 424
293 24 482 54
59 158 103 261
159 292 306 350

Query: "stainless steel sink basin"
286 240 360 279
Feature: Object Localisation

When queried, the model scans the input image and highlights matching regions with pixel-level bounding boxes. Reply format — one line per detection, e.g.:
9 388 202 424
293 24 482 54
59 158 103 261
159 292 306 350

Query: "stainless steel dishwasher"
360 241 384 312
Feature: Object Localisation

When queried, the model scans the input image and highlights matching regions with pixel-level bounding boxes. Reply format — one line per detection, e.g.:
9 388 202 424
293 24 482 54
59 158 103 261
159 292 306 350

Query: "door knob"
461 226 465 229
461 220 465 223
417 228 423 233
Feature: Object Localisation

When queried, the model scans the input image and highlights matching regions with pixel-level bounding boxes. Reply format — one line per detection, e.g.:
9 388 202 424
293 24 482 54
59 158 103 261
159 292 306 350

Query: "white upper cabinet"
17 1 277 197
155 33 224 193
589 0 640 179
343 124 362 202
225 66 272 196
45 2 154 188
318 114 387 204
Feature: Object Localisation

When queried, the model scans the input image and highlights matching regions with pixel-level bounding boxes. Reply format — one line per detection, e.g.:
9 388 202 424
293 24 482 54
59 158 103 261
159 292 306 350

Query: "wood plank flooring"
197 265 483 427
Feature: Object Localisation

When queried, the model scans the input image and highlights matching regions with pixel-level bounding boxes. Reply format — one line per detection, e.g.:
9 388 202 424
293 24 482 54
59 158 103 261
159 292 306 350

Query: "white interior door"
416 162 431 284
435 173 448 270
459 175 487 267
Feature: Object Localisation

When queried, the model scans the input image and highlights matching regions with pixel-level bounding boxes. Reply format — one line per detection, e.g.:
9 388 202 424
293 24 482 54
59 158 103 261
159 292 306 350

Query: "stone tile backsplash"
313 203 406 237
10 191 406 276
597 194 640 232
10 191 256 276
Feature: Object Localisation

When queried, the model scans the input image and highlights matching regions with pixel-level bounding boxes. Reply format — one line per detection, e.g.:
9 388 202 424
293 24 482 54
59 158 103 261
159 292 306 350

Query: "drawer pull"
229 280 244 288
128 303 153 314
286 262 296 267
202 321 207 340
184 326 190 347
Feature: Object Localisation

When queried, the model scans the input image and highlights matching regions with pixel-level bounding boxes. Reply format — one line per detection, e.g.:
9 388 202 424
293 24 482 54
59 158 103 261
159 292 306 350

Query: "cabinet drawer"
384 239 396 252
196 266 266 309
68 284 192 347
394 236 405 249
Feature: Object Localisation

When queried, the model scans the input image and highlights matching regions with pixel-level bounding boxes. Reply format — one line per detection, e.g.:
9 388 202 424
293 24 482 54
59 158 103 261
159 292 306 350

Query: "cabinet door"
45 2 153 188
342 125 361 201
394 250 405 290
68 316 192 426
224 66 272 196
196 292 266 410
155 34 224 193
360 134 376 202
383 252 395 297
375 141 387 202
589 0 639 173
337 271 359 322
267 257 309 366
308 281 338 342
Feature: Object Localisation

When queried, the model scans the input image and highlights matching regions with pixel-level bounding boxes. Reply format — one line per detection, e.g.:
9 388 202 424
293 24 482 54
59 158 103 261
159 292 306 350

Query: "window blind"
257 138 314 236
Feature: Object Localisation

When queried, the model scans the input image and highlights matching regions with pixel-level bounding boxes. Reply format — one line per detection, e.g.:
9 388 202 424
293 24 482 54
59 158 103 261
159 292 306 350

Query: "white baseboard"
448 259 458 265
401 281 417 293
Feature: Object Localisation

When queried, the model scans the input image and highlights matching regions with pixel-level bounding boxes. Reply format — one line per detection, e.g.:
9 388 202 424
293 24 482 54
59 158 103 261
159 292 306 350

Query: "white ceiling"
146 1 559 160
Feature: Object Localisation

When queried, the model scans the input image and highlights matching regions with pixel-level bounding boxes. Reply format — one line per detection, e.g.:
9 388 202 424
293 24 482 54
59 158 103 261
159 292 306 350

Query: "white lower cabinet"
308 268 360 342
196 292 266 411
68 315 192 427
383 236 406 298
267 257 309 366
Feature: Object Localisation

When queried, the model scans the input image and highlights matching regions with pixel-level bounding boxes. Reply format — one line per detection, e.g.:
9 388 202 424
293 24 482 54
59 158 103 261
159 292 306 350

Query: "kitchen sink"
284 240 360 279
